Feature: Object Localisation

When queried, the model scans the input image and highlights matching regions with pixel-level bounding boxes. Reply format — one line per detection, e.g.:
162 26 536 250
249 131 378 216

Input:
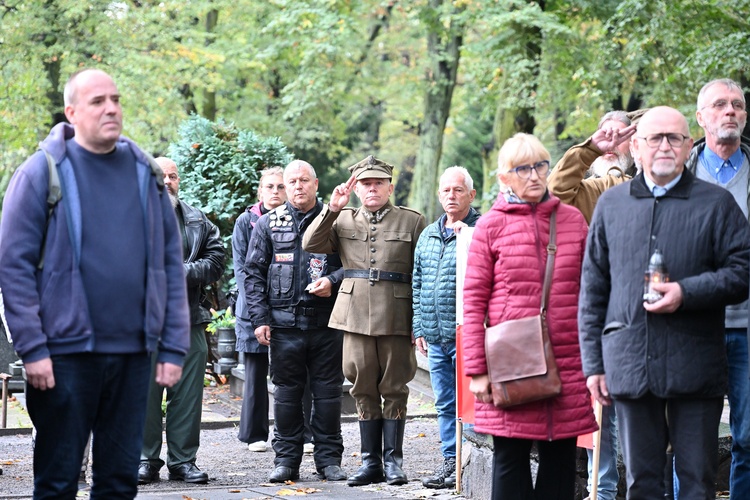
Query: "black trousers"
491 436 577 500
615 393 723 500
237 352 270 444
270 327 344 470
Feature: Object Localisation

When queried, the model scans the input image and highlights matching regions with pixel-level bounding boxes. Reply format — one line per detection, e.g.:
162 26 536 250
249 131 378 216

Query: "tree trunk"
408 0 464 221
202 8 219 121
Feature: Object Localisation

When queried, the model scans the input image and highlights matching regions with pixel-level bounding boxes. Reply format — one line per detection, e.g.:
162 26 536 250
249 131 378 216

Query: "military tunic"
303 202 426 419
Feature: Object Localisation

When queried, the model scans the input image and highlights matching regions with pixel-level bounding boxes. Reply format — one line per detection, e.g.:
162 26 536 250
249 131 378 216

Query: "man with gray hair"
686 78 750 500
245 160 347 483
548 110 637 223
413 166 480 489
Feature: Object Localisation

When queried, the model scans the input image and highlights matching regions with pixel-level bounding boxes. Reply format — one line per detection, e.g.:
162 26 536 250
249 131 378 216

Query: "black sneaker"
421 457 456 489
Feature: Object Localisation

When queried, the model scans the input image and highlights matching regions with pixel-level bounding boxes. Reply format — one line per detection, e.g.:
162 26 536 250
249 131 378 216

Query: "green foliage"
206 307 236 334
168 114 293 243
2 0 750 209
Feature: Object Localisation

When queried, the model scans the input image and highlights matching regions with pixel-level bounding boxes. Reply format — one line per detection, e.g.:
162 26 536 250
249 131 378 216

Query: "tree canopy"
1 0 748 216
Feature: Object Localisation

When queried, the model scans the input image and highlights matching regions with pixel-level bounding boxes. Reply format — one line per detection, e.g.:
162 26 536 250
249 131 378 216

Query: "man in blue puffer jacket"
412 166 480 489
0 68 189 499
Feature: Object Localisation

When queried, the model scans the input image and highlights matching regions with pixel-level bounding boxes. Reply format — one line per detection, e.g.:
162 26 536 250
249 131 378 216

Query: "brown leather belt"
344 269 412 284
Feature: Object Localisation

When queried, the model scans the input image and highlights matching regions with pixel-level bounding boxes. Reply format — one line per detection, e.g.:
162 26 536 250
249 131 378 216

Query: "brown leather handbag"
484 209 562 408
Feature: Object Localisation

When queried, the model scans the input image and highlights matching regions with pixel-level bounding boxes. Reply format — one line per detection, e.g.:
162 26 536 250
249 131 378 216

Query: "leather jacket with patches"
245 200 343 330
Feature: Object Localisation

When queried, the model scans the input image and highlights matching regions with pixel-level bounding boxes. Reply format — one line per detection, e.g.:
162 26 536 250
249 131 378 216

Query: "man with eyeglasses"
580 106 750 500
684 78 750 500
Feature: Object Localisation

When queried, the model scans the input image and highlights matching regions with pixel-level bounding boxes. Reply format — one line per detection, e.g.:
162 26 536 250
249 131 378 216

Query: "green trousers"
343 333 416 420
141 324 208 469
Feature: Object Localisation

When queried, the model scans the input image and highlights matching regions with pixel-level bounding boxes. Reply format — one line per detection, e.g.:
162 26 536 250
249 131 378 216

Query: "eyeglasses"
508 160 550 179
701 99 746 112
636 133 690 148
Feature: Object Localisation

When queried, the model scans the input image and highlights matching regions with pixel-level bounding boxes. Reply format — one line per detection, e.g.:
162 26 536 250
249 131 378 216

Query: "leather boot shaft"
383 418 407 485
347 420 385 487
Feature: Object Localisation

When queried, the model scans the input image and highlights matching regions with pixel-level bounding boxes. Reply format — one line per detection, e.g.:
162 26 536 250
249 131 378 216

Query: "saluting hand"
328 174 356 212
591 123 636 153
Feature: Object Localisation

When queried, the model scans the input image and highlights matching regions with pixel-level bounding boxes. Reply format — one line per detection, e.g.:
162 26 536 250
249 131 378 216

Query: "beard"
650 159 678 179
708 117 747 142
589 150 634 178
168 192 179 208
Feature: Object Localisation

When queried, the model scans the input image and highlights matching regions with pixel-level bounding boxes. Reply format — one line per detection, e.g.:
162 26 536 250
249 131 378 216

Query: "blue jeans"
586 403 619 500
427 341 457 459
726 328 750 500
26 352 151 500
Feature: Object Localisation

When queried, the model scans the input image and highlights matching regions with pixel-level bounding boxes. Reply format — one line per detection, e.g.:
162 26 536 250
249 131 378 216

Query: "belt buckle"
368 268 380 282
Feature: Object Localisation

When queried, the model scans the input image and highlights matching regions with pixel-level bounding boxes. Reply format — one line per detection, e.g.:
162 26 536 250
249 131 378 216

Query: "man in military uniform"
303 156 426 487
245 160 347 483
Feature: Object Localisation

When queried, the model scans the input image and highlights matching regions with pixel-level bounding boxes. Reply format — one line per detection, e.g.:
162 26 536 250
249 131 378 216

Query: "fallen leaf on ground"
277 487 321 496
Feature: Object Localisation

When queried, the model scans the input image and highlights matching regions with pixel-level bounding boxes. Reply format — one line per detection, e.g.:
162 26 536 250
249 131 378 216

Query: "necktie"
718 160 735 184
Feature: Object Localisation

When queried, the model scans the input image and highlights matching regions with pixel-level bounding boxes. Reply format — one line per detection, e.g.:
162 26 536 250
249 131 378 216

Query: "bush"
168 114 293 243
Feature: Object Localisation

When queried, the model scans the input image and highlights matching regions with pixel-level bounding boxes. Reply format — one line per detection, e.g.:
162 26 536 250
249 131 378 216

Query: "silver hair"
440 166 474 191
284 160 317 179
598 110 631 129
697 79 746 110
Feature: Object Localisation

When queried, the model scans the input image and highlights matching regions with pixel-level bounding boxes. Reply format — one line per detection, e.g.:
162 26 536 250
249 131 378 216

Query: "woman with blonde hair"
462 133 596 500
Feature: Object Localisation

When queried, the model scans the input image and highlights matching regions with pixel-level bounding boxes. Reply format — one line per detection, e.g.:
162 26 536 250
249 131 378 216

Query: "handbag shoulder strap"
541 208 557 313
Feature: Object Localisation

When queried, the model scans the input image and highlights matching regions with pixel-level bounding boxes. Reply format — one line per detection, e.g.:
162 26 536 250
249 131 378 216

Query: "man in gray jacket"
579 106 750 500
685 78 750 500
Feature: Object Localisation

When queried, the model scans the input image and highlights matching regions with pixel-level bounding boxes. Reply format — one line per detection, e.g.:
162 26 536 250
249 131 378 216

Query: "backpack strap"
38 147 61 270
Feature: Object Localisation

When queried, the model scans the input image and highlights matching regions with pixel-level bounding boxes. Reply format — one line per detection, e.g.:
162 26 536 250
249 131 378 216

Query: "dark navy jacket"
0 123 190 366
579 170 750 398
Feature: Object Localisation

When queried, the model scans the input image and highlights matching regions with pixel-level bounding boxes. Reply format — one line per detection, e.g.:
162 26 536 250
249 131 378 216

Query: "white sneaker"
247 440 268 452
303 442 314 454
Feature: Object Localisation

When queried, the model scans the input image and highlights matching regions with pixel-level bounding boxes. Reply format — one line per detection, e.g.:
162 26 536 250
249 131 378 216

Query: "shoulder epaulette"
397 206 424 216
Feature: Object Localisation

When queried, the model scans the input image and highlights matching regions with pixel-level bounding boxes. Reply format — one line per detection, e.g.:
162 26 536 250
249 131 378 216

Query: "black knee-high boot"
383 419 407 485
347 420 385 486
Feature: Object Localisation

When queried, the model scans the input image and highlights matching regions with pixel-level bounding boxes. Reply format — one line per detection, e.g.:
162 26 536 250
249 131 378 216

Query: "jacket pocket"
336 229 367 262
39 269 92 342
270 264 294 298
601 323 646 396
330 279 354 326
383 231 413 265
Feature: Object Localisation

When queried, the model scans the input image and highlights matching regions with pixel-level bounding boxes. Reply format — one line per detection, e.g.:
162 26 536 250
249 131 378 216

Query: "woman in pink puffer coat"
463 133 597 500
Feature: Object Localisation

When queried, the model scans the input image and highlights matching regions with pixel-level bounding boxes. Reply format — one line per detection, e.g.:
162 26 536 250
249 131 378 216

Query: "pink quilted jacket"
462 194 597 440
